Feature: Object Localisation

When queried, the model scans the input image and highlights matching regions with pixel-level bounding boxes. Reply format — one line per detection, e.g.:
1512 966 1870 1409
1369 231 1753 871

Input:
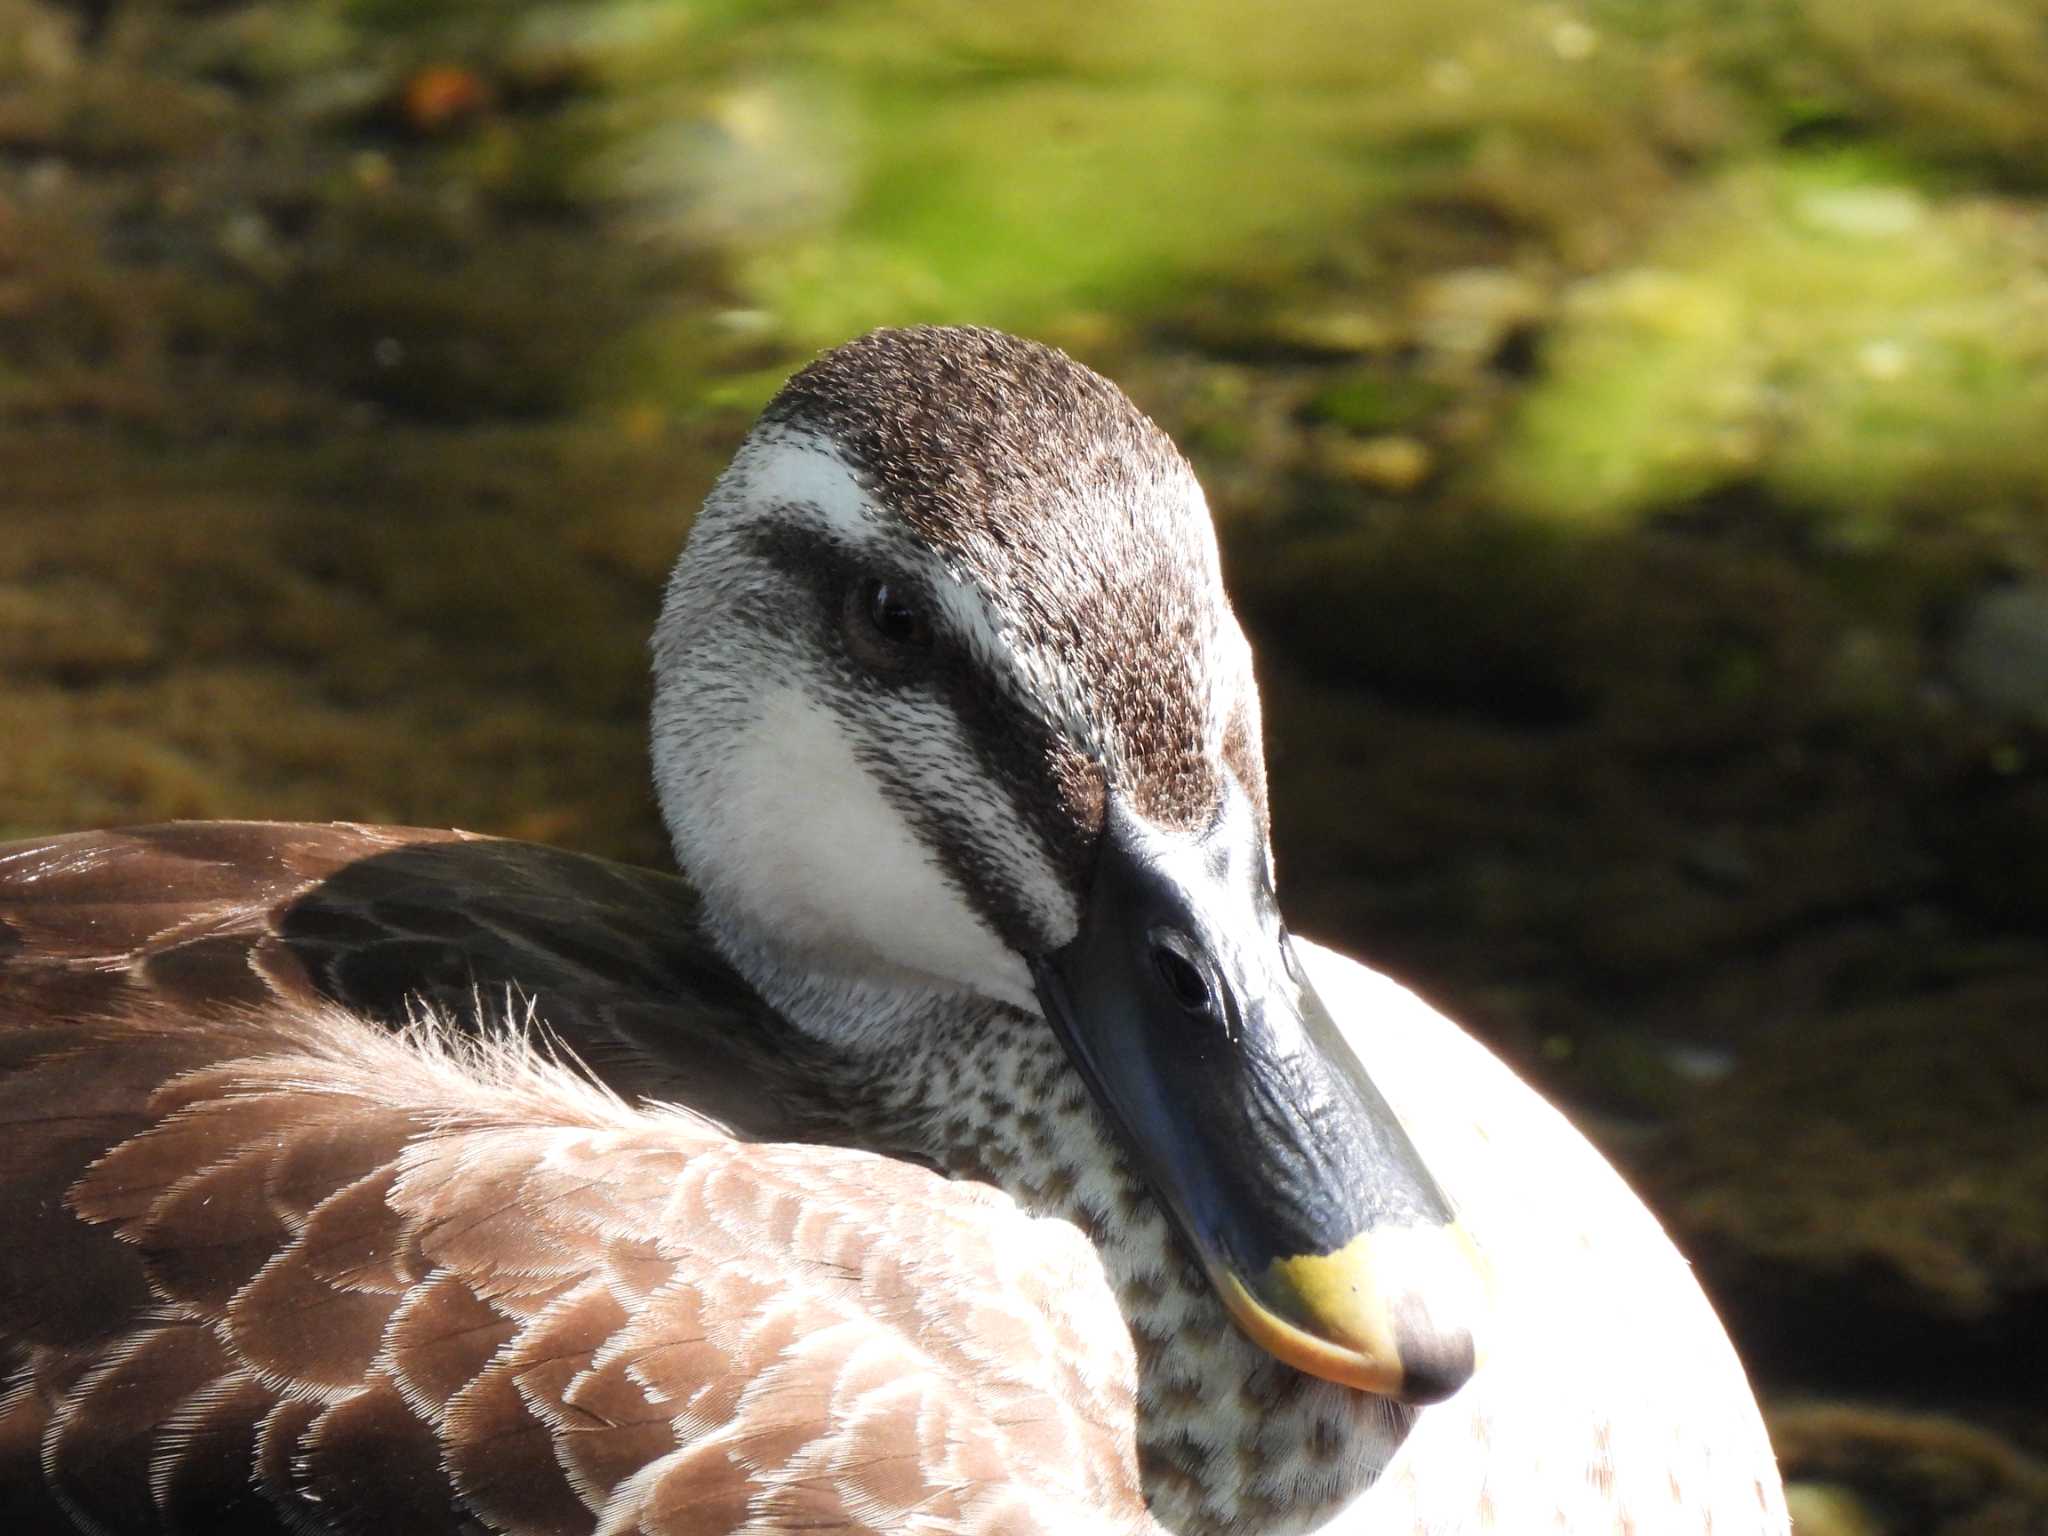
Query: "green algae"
5 12 2048 1523
1484 155 2048 540
0 422 704 859
575 0 1699 353
1637 0 2048 184
1303 369 1454 435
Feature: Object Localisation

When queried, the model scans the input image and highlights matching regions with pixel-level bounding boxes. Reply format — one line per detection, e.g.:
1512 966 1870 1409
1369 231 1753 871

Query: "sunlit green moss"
576 0 1680 349
1625 0 2048 182
1305 370 1454 434
1486 156 2048 539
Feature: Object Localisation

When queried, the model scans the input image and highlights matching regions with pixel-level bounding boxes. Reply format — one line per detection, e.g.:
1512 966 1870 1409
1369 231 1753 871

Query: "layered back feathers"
0 998 1147 1536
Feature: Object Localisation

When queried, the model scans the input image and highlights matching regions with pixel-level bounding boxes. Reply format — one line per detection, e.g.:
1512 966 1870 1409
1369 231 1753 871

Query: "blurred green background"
3 2 2046 1529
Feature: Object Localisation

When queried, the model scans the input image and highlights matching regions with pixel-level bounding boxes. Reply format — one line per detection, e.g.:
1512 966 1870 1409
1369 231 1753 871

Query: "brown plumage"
0 822 1790 1536
0 327 1789 1534
761 327 1262 836
1 825 1148 1535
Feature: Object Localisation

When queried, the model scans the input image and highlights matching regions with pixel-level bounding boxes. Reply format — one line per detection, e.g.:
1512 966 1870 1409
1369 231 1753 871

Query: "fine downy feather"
0 822 1149 1533
0 325 1787 1534
0 821 1789 1536
1 991 1149 1536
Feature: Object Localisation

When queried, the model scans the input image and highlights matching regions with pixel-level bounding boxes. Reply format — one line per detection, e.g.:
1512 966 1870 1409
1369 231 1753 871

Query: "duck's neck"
819 988 1413 1536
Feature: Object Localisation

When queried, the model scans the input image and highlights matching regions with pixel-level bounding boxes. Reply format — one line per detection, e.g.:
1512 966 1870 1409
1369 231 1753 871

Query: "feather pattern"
0 821 1789 1535
2 979 1148 1534
0 327 1786 1534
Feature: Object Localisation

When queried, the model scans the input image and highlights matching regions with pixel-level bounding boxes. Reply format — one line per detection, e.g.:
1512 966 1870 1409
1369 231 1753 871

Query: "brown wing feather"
0 823 846 1138
0 841 1149 1535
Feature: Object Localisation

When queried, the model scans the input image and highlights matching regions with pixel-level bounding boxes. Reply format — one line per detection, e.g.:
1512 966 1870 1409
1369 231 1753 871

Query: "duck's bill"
1030 790 1489 1405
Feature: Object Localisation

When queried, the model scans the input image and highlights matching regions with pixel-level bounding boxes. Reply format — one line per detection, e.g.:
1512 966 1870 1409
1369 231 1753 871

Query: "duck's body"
0 328 1787 1534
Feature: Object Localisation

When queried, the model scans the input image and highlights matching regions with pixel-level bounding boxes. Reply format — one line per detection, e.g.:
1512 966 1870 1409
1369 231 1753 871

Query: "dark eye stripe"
737 508 1100 946
740 512 902 596
738 517 934 684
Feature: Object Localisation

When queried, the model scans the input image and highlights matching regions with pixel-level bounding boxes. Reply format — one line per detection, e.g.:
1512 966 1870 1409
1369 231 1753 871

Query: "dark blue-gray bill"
1030 788 1489 1404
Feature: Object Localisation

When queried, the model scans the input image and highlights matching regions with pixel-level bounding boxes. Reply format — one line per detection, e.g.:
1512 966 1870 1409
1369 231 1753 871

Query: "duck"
0 325 1788 1535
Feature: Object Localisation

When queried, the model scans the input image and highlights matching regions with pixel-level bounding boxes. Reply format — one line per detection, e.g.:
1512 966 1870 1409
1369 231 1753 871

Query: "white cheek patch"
696 685 1038 1011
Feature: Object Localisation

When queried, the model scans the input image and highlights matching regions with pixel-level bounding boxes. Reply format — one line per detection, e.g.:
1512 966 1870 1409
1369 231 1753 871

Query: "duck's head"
652 326 1487 1405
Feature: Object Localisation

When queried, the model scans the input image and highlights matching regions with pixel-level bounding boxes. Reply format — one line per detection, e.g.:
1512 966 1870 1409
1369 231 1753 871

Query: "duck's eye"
845 578 934 671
